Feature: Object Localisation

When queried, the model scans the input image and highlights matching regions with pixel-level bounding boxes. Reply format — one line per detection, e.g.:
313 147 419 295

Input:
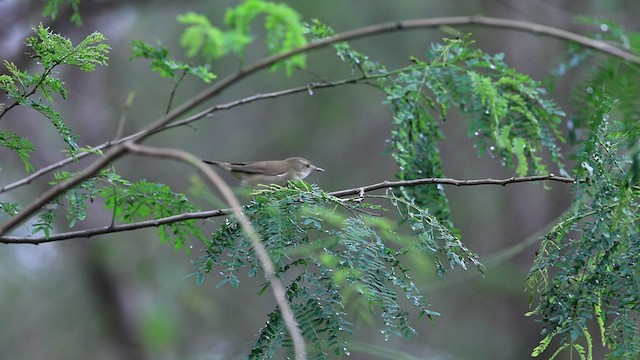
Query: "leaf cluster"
526 18 640 359
194 182 481 358
130 40 216 83
100 177 206 251
178 0 307 75
308 22 566 232
0 25 110 169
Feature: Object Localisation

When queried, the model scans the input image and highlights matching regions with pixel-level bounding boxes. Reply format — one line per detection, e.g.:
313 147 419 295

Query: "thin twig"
114 92 135 141
0 174 576 244
328 174 576 197
121 143 307 360
166 70 188 115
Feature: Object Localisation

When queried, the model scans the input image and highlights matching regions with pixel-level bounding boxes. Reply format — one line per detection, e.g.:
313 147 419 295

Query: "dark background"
1 1 637 359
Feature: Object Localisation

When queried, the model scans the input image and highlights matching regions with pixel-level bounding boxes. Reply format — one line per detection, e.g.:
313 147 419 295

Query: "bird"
202 157 324 186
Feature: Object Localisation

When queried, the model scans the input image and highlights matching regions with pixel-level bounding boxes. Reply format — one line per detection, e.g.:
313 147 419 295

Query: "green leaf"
100 178 206 251
130 40 216 83
26 25 109 71
179 0 307 76
177 12 229 59
0 132 36 172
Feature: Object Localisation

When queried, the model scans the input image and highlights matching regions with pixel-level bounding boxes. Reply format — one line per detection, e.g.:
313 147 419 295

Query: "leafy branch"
0 25 109 169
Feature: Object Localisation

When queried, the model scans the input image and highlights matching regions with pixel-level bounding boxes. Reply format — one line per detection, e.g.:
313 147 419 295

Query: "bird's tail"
202 159 232 171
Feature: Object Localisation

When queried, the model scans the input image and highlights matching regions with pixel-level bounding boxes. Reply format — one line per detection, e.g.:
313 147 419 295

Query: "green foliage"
527 96 640 358
100 177 206 251
130 40 216 83
0 132 35 172
24 167 205 248
26 25 109 72
523 19 640 359
0 25 109 161
308 22 566 231
30 169 105 238
52 170 101 228
32 207 57 239
42 0 82 26
401 36 566 178
177 12 230 59
178 0 307 75
194 182 481 358
0 201 20 219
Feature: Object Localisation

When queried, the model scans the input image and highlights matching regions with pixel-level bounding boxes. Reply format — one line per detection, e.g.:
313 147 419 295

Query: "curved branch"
0 174 576 244
0 15 628 235
121 143 307 360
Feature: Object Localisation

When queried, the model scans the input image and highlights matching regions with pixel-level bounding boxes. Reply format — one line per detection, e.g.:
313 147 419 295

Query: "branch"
121 143 307 360
0 15 626 235
0 209 230 244
328 174 576 197
0 174 576 244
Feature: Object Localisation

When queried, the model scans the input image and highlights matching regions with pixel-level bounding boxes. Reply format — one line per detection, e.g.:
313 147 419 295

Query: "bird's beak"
313 165 325 172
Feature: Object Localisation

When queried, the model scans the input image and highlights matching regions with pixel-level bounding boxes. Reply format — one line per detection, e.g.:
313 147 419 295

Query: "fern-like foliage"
130 40 216 83
25 167 205 249
527 97 640 359
525 19 640 359
178 0 307 75
0 25 109 166
308 22 566 231
194 182 481 358
0 132 35 172
100 177 206 251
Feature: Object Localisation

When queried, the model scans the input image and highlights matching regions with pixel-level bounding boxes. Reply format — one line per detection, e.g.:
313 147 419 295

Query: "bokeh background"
1 1 637 359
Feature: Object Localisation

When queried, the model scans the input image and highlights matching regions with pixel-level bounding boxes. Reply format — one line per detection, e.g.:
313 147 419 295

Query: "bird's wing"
230 161 285 175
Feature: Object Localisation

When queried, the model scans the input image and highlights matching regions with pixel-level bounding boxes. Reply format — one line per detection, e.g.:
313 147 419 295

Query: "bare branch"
114 92 135 141
0 209 230 245
329 174 577 197
0 174 576 244
121 143 307 360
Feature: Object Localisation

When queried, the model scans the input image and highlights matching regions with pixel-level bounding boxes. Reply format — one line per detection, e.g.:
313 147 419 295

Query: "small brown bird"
203 157 324 186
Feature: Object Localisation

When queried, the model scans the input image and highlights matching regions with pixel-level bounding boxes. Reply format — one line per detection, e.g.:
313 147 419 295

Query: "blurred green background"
1 1 637 359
